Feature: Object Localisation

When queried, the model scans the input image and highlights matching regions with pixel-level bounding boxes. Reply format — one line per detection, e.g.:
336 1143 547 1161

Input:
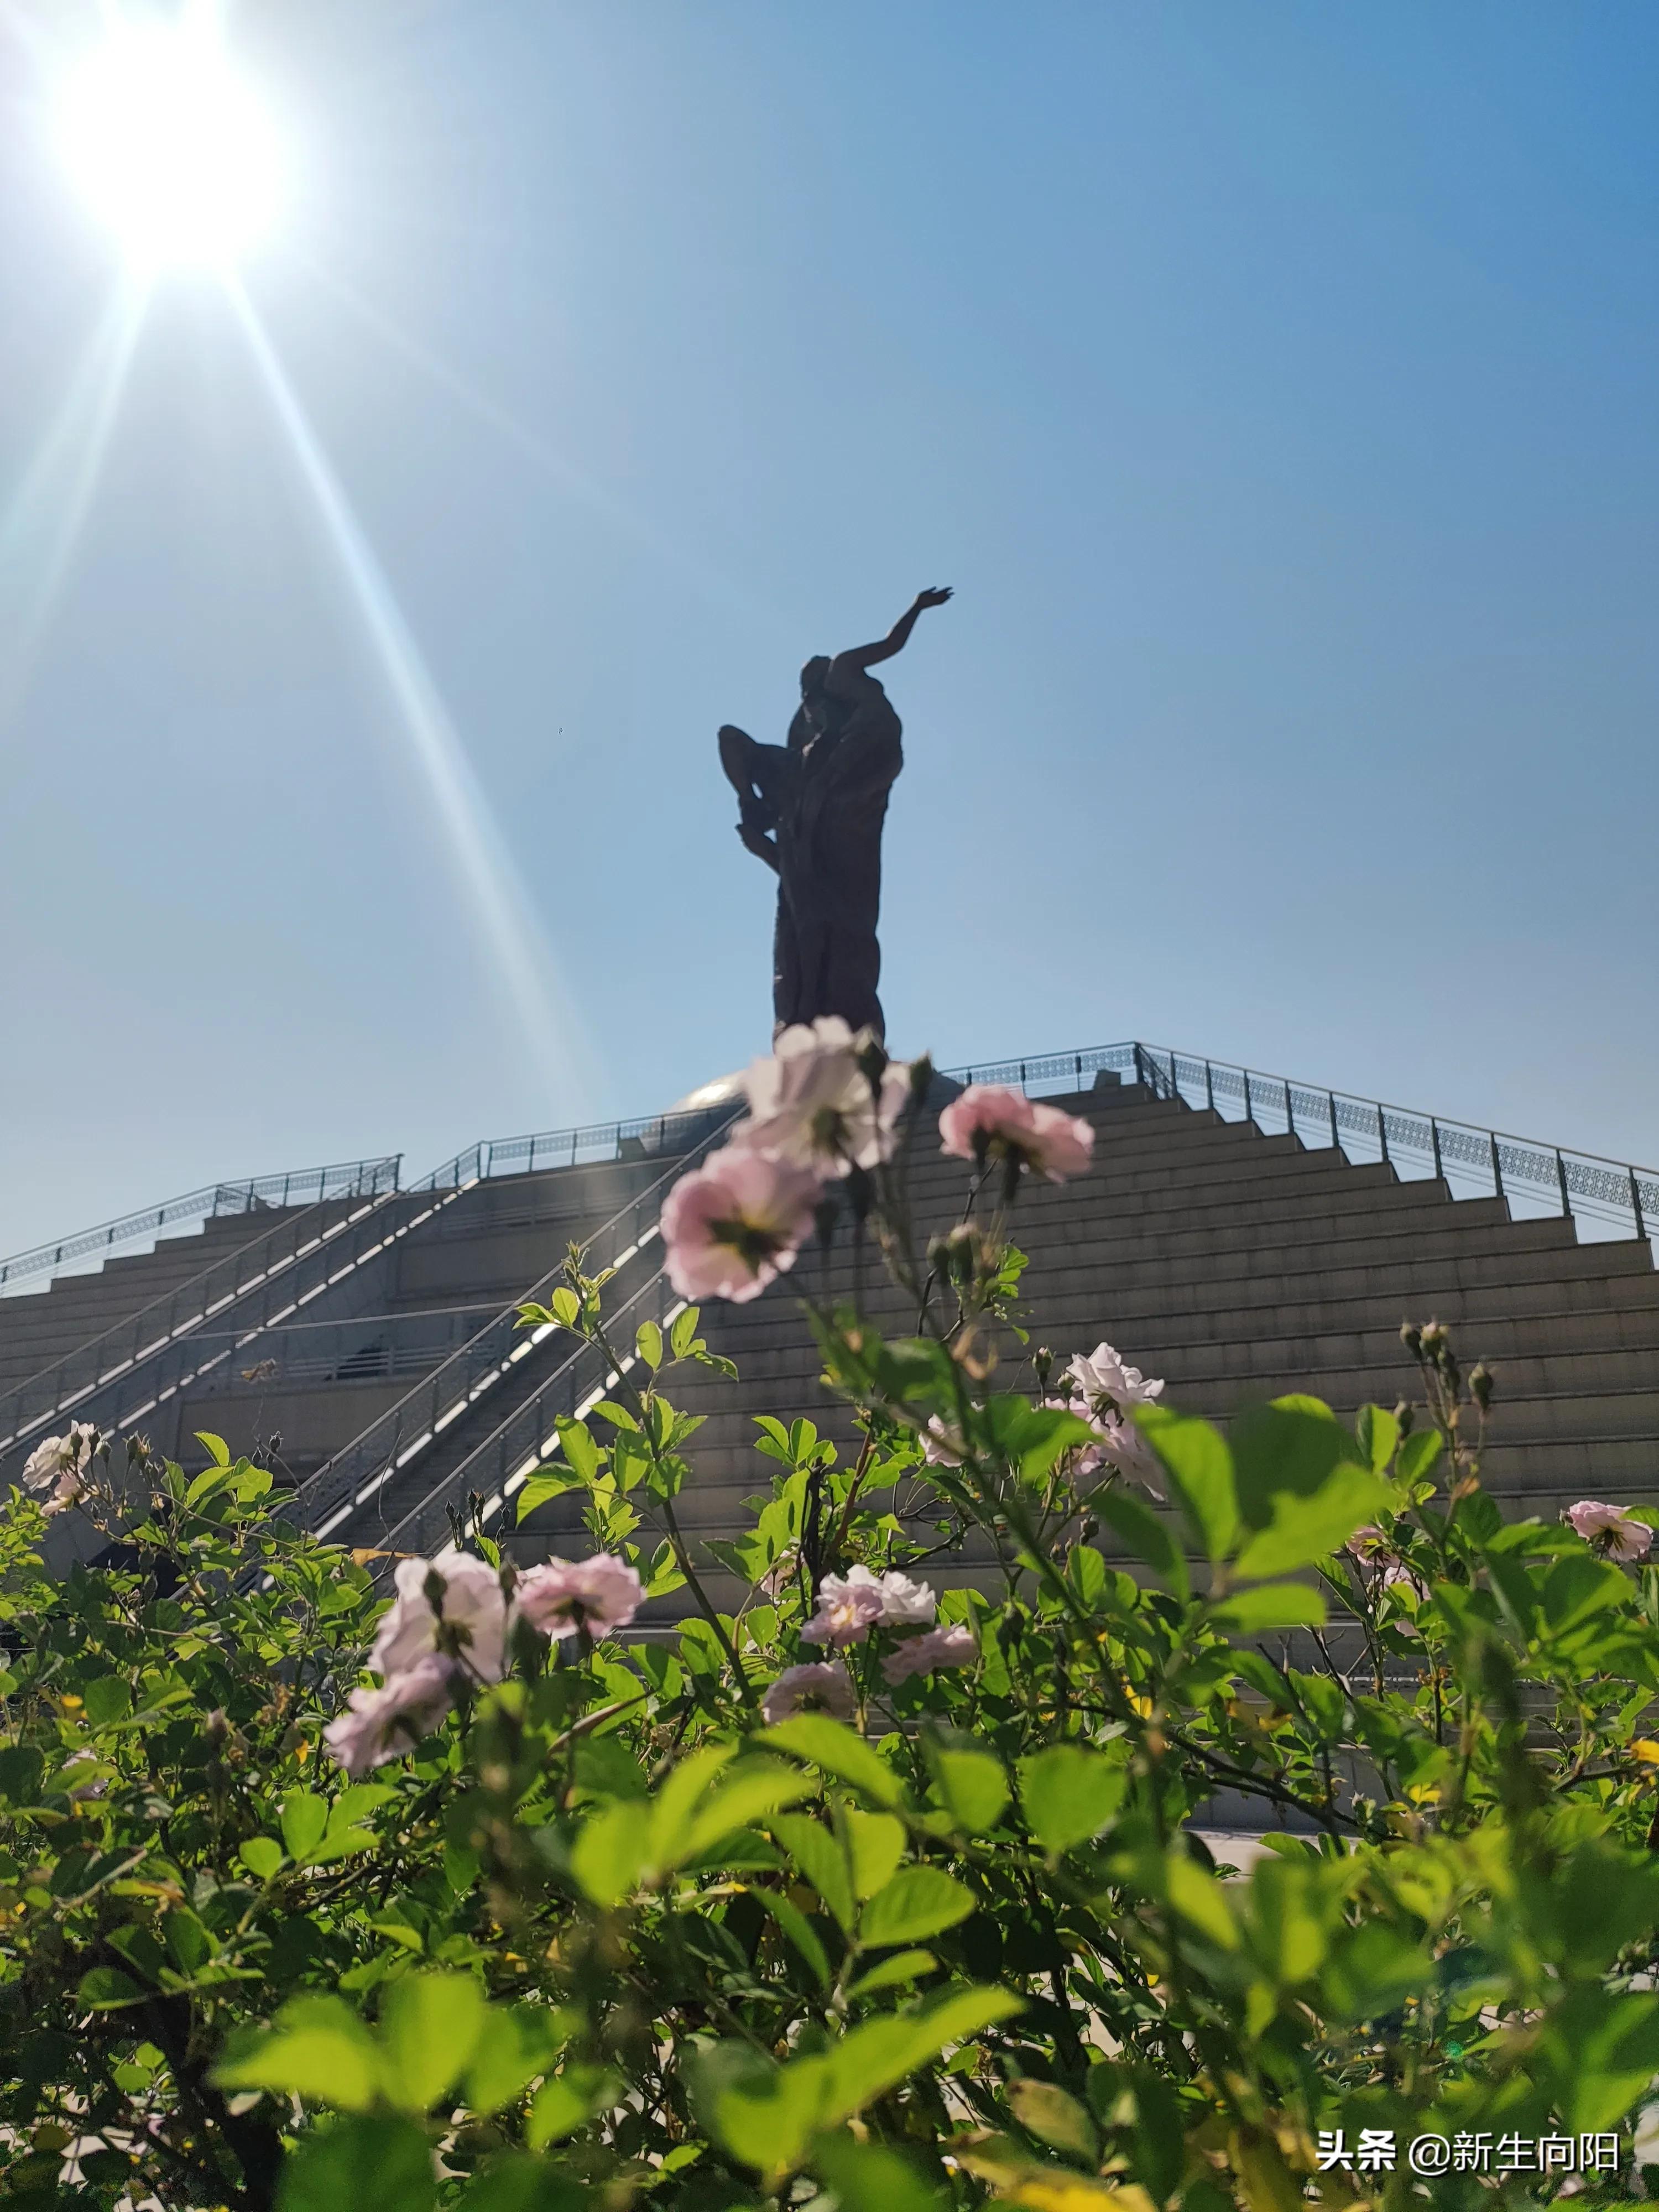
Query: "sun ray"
295 256 775 630
0 276 147 736
225 279 600 1115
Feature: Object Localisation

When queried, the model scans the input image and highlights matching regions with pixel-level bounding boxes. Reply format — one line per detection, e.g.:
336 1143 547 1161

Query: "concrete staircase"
13 1070 1651 1603
498 1073 1658 1600
170 1158 676 1500
0 1208 320 1404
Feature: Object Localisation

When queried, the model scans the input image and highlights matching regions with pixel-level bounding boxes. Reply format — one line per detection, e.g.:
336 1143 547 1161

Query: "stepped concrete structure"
3 1054 1654 1595
500 1073 1659 1605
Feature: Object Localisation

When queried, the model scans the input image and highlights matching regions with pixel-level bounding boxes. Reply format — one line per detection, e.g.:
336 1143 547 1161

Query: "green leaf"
670 1305 701 1358
515 1473 583 1525
1322 1922 1433 2023
927 1747 1010 1835
379 1971 487 2114
809 2137 945 2212
281 1791 329 1865
677 1759 815 1867
1006 2077 1099 2163
453 2153 585 2212
570 1799 652 1907
465 2007 573 2119
554 1416 601 1481
1396 1428 1443 1484
1233 1465 1394 1580
590 1400 638 1432
276 2113 435 2212
1230 1398 1362 1530
1208 1583 1328 1634
1165 1855 1239 1949
238 1837 285 1882
987 1396 1099 1484
1140 1407 1239 1562
771 1812 857 1934
1018 1745 1126 1857
859 1865 977 1946
1543 1987 1659 2133
81 1676 132 1726
212 1996 381 2112
635 1320 664 1370
548 1287 580 1329
1542 1554 1630 1637
195 1431 232 1468
844 1948 936 2001
705 1986 1021 2179
1353 1403 1400 1474
752 1886 832 1990
164 1907 213 1974
762 1715 908 1809
0 1746 43 1807
845 1809 906 1900
646 1743 738 1867
1088 1488 1187 1596
525 2063 619 2150
76 1966 143 2011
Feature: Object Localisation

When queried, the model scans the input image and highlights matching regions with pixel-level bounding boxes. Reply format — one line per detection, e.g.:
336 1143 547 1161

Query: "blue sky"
1 1 1655 1254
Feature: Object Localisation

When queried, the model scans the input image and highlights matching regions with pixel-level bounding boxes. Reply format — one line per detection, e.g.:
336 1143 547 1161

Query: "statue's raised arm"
827 587 953 692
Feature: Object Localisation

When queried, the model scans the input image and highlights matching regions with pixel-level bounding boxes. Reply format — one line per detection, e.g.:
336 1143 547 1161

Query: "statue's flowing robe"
759 679 902 1039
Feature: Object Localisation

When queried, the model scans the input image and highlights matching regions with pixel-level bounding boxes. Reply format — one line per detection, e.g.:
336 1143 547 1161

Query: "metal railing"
0 1144 484 1464
371 1248 687 1568
288 1109 741 1546
392 1099 740 1191
942 1041 1658 1245
179 1307 502 1396
0 1157 401 1298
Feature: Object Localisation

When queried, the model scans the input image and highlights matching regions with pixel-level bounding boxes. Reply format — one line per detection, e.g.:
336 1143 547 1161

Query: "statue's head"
799 655 832 700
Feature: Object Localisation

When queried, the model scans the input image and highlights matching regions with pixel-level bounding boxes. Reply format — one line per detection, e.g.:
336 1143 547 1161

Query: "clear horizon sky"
1 1 1655 1256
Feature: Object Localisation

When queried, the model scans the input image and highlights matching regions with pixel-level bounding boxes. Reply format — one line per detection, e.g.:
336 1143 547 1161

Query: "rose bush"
3 1035 1659 2210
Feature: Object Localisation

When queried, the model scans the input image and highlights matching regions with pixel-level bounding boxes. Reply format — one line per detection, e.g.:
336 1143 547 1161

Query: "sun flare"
57 18 283 270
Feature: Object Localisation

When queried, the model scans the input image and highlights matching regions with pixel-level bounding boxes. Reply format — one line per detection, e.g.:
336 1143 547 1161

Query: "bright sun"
58 19 283 270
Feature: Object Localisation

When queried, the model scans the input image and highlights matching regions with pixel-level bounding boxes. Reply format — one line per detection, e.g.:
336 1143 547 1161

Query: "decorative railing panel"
289 1110 740 1544
940 1041 1656 1245
0 1159 478 1463
0 1157 401 1297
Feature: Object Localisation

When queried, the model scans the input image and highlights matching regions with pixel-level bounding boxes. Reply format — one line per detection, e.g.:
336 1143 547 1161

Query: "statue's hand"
737 818 781 872
914 586 953 611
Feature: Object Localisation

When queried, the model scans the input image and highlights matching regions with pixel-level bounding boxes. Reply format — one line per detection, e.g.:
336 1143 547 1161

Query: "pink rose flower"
324 1653 456 1779
938 1085 1094 1183
921 1417 966 1468
371 1554 509 1686
868 1567 937 1626
733 1016 912 1178
1065 1342 1165 1418
758 1548 799 1599
1347 1524 1392 1562
1042 1397 1164 1499
516 1552 644 1639
22 1422 102 1514
1089 1410 1165 1499
800 1566 888 1648
761 1662 856 1724
659 1144 822 1302
881 1623 979 1687
1379 1559 1427 1600
1566 1500 1653 1561
802 1563 937 1646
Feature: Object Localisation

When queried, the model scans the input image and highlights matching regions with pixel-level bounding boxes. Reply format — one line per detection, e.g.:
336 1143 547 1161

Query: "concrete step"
668 1307 1659 1403
679 1215 1624 1331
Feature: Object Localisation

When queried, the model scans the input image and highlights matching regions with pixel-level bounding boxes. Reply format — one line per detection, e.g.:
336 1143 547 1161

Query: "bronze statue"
719 588 952 1041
